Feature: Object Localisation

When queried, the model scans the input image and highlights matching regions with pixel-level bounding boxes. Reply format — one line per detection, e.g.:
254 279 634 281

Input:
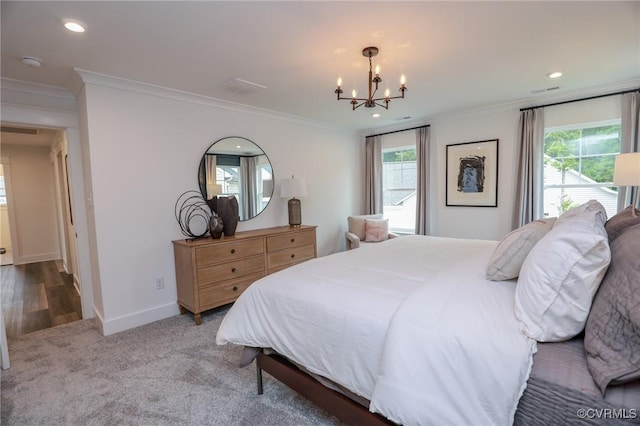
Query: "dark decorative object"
209 212 224 239
210 195 239 236
175 191 211 239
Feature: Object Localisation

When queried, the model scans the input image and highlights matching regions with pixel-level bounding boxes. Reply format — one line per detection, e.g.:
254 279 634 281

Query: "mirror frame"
198 136 274 221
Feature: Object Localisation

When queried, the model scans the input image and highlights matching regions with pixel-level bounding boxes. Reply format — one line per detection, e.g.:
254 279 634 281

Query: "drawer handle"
291 254 295 259
233 286 238 291
231 267 237 273
290 238 295 243
230 249 236 254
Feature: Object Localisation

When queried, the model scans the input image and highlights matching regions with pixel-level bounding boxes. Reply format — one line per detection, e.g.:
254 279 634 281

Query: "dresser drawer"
267 229 316 252
197 254 266 286
267 244 316 270
199 272 266 309
195 238 264 267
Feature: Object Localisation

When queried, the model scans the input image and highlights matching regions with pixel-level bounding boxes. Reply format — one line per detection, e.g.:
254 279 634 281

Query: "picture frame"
446 139 498 207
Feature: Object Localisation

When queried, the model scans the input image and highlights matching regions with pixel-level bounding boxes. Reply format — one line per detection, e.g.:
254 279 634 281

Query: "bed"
216 201 640 425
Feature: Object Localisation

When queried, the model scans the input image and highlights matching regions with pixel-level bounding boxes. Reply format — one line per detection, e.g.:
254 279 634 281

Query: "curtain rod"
367 124 430 138
520 87 640 112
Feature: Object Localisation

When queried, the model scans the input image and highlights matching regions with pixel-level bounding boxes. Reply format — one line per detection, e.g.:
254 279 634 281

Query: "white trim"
13 251 60 266
359 78 640 137
0 159 20 266
73 68 337 130
0 302 9 369
100 303 180 336
1 78 76 101
0 103 80 129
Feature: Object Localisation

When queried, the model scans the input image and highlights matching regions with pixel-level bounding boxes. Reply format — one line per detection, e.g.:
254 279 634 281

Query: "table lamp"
281 175 307 227
614 152 640 217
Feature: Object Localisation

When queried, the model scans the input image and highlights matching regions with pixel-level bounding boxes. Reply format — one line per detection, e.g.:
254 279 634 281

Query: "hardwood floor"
1 260 82 338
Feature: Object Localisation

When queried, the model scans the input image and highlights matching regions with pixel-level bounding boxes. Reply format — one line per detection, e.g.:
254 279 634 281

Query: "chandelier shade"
334 46 407 111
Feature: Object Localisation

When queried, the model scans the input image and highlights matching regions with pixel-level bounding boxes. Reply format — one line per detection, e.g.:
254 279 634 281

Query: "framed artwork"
446 139 499 207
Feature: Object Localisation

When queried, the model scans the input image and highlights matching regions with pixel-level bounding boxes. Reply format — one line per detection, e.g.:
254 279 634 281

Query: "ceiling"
1 1 639 132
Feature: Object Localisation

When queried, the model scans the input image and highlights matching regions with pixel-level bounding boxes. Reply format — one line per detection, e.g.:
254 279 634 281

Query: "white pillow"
558 199 607 221
486 218 556 281
514 206 610 342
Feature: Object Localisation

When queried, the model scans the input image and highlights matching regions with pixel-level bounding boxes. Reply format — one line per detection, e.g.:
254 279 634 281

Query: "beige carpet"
1 306 341 425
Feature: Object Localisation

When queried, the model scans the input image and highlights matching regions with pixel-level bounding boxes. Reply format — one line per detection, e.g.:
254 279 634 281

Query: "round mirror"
198 137 274 221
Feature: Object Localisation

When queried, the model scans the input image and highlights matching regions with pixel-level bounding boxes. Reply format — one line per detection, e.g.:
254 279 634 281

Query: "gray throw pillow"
604 206 640 244
584 222 640 394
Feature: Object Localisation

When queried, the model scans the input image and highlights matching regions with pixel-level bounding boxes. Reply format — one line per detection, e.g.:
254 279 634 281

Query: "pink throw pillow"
365 218 389 242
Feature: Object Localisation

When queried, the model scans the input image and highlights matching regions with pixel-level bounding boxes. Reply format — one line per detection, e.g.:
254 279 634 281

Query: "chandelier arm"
338 95 369 102
374 102 390 110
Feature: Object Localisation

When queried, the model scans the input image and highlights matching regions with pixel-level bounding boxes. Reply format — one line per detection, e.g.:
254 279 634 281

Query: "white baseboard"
100 303 180 336
12 251 60 265
73 275 80 295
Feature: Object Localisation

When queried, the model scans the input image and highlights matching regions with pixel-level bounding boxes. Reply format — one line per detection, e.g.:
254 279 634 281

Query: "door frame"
2 105 94 321
0 158 19 264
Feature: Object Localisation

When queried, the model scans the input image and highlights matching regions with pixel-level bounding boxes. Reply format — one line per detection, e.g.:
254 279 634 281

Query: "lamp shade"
280 176 308 198
613 152 640 185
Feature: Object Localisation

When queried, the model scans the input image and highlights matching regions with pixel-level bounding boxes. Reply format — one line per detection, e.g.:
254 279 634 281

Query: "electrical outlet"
155 277 165 290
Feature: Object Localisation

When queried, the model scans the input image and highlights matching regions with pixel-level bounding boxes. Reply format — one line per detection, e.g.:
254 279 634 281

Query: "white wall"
428 106 520 240
0 144 60 264
76 71 361 334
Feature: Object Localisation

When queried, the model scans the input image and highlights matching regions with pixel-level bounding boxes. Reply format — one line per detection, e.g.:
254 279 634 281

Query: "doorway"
0 163 13 266
0 126 82 336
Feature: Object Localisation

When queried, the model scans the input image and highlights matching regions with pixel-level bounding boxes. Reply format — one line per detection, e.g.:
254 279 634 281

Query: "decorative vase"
208 213 224 239
213 195 239 237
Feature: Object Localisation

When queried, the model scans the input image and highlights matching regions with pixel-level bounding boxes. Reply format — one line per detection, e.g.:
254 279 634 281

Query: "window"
543 120 621 218
0 165 6 206
382 146 416 233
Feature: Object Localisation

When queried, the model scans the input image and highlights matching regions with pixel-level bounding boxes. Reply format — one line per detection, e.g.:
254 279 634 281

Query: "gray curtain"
365 135 383 214
240 156 258 220
512 108 544 229
618 91 640 211
415 126 430 235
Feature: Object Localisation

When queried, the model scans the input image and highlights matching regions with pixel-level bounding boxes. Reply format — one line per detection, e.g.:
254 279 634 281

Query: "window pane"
0 175 5 206
382 147 416 233
543 122 620 219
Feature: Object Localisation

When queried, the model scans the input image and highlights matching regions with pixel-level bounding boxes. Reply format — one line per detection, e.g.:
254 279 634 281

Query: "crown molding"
1 78 75 100
360 78 640 136
73 69 338 131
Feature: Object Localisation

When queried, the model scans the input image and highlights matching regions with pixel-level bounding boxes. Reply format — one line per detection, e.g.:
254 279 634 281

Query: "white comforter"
216 235 536 425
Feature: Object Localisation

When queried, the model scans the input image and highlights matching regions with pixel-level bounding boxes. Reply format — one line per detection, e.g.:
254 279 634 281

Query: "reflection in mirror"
198 137 273 221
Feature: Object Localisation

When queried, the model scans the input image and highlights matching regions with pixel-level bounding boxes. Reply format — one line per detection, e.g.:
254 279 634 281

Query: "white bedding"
216 235 537 425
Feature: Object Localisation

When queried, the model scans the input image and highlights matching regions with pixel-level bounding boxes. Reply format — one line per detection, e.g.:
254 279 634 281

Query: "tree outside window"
543 121 621 218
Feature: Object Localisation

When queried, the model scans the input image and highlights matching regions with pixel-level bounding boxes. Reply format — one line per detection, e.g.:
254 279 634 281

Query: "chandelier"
334 46 407 111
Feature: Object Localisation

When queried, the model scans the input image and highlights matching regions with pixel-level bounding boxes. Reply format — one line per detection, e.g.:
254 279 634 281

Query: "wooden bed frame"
256 351 394 425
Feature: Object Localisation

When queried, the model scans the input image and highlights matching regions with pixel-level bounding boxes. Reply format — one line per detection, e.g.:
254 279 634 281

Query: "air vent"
218 78 267 95
531 86 560 94
1 126 39 135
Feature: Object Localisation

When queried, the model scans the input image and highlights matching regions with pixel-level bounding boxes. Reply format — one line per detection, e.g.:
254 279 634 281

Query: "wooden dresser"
172 225 317 324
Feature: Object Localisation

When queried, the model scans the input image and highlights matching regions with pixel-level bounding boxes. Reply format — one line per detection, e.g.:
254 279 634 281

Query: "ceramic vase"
212 195 238 236
208 213 224 239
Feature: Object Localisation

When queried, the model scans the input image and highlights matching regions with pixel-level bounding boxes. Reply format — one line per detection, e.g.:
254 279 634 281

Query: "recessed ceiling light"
548 71 563 79
372 113 381 118
64 20 86 33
